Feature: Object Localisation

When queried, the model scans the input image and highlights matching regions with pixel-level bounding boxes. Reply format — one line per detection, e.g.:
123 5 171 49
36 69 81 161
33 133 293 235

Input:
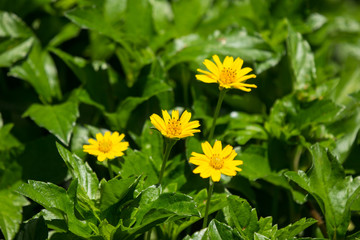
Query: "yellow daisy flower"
150 110 200 139
83 131 129 162
189 141 243 182
196 55 257 91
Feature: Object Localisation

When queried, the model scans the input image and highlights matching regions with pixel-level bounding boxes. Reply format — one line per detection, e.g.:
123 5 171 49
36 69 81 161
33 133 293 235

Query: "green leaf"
275 218 317 239
164 31 275 70
285 144 360 239
17 216 48 240
48 23 81 47
227 195 259 238
124 0 153 41
207 219 240 240
119 149 158 188
99 176 139 212
17 180 93 238
9 42 61 103
287 24 316 91
0 189 29 240
23 100 79 146
105 77 171 130
56 142 99 200
172 0 211 36
140 120 163 168
0 11 34 67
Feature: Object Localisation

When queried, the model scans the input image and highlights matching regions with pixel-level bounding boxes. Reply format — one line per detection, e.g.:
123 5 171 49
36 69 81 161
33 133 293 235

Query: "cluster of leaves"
1 0 360 239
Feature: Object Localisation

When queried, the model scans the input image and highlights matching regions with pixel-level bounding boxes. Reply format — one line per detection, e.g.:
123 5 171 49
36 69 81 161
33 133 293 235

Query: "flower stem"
107 160 114 179
203 178 214 228
208 89 227 141
158 139 177 185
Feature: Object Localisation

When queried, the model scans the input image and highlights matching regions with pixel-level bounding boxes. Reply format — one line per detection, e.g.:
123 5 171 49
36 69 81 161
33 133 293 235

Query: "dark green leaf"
23 100 79 145
207 219 240 240
275 218 317 239
56 142 99 200
285 144 360 239
17 216 48 240
9 42 61 103
0 189 29 240
17 180 93 238
287 24 316 91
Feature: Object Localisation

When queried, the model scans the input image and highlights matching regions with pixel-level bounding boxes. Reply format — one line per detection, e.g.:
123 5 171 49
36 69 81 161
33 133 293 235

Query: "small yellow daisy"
83 131 129 161
150 110 200 139
196 55 257 92
189 141 243 182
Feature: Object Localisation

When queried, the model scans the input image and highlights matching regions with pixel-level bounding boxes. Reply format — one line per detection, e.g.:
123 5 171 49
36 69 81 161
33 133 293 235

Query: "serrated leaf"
287 24 316 91
17 180 93 238
227 195 259 237
275 217 317 240
23 100 79 145
119 149 159 187
285 144 360 239
0 189 29 240
56 142 99 200
9 42 61 103
0 11 34 67
207 219 240 240
99 176 139 212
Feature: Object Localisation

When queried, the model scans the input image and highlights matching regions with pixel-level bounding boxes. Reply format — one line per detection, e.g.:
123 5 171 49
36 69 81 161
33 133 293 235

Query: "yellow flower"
83 131 129 161
150 110 200 139
189 141 243 182
196 55 257 91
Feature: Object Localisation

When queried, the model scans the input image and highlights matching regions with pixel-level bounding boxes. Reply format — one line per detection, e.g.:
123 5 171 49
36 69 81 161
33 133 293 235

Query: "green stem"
203 178 214 228
158 139 177 185
107 160 114 179
208 89 227 142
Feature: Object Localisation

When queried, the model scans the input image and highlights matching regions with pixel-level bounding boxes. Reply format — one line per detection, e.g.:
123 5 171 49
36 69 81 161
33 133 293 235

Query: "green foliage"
1 0 360 239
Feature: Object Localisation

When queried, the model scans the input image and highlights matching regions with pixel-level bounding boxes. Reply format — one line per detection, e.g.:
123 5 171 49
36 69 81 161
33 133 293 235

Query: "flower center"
220 68 237 84
98 139 112 153
210 154 224 169
167 119 182 136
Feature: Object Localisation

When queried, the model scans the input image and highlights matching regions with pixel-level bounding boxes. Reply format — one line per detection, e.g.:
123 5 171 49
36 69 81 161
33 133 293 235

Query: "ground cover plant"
1 0 360 239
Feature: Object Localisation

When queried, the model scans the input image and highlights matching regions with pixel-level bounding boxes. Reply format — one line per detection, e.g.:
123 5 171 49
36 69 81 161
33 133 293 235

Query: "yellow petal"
118 133 125 142
88 138 97 144
183 121 200 131
200 166 212 178
237 67 253 77
213 140 222 154
212 55 223 70
162 110 171 123
180 110 191 124
223 56 233 68
236 74 257 82
150 114 167 132
111 132 119 142
232 85 252 92
220 167 237 176
171 110 179 120
221 145 233 158
211 170 221 182
196 74 217 83
96 133 104 141
98 154 107 161
232 57 244 70
203 59 220 76
231 160 243 166
189 153 209 165
201 141 213 158
104 131 111 139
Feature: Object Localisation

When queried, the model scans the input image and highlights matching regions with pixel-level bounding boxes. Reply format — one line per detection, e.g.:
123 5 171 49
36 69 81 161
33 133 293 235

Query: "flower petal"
162 110 171 124
196 74 217 83
221 145 233 158
223 56 233 68
150 114 167 132
201 141 213 158
97 154 107 162
237 67 253 77
171 110 179 120
211 170 221 182
236 74 257 82
232 57 244 70
213 140 222 154
88 138 97 144
212 55 223 70
96 133 104 141
203 59 220 76
180 110 191 124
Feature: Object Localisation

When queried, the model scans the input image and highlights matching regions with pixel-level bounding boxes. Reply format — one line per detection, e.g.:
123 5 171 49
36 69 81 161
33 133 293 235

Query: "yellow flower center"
220 68 237 84
98 139 112 153
167 119 182 136
210 154 224 169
